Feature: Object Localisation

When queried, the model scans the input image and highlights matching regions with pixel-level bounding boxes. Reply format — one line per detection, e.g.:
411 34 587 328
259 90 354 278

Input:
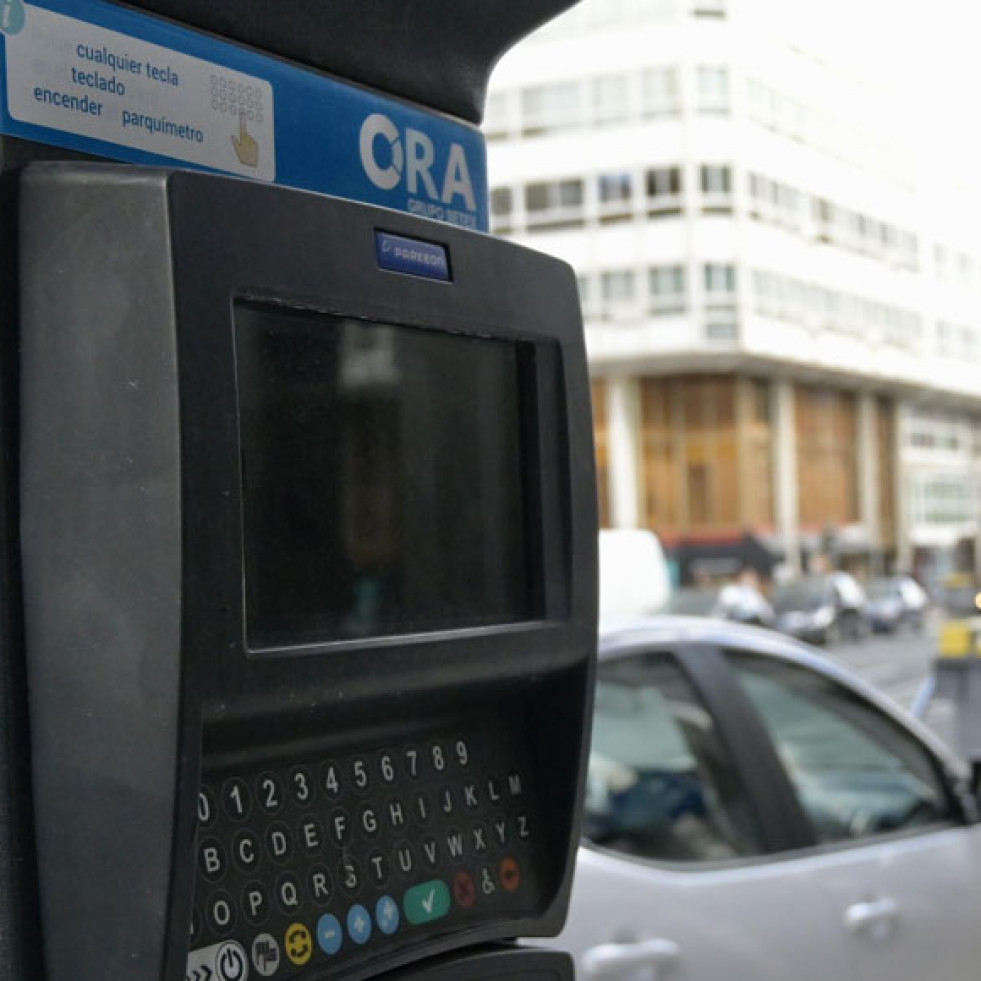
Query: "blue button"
316 913 343 956
375 895 400 936
346 904 372 945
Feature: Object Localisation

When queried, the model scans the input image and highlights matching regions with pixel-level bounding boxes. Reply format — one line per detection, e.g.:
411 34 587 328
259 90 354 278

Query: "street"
829 619 956 750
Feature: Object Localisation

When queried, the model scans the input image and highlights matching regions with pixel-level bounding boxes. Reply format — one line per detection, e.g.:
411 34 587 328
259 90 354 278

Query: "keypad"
188 724 540 979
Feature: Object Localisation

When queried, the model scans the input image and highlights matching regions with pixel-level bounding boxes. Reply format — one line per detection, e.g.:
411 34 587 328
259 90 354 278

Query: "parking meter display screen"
235 304 538 648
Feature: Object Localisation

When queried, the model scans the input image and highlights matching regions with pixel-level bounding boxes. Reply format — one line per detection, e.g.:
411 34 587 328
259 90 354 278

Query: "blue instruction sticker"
0 0 488 230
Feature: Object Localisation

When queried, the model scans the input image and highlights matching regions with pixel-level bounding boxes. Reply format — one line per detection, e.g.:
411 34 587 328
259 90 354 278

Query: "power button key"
216 940 249 981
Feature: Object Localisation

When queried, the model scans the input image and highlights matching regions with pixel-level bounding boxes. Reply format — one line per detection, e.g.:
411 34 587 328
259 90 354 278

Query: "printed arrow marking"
421 888 436 914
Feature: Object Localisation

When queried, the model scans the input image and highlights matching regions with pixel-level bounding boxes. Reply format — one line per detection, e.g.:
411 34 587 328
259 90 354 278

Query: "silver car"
543 617 981 981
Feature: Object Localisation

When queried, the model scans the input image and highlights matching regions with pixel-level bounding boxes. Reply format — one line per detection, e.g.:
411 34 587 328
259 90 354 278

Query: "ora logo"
359 112 476 211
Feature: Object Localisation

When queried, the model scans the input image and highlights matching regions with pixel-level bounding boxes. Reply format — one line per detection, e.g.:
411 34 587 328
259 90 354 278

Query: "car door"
726 650 981 981
556 647 851 981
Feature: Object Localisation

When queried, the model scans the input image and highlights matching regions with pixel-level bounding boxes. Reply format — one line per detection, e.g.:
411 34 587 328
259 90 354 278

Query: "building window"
524 178 585 229
645 166 683 215
641 67 680 117
700 164 732 214
704 263 736 294
592 74 630 126
490 187 513 233
521 82 581 135
692 0 726 16
696 66 729 114
598 171 634 222
649 265 686 313
600 270 636 305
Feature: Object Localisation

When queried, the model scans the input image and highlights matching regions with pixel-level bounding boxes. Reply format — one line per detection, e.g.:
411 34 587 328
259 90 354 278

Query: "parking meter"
0 3 595 981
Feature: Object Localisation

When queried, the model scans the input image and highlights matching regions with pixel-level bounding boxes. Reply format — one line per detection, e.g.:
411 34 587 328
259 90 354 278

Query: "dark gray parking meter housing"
0 3 594 980
5 160 596 981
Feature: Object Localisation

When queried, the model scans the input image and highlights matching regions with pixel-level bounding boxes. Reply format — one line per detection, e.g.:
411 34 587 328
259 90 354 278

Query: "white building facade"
486 0 981 588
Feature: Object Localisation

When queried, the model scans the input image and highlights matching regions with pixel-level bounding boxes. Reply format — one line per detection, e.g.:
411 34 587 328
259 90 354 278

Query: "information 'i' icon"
0 0 25 36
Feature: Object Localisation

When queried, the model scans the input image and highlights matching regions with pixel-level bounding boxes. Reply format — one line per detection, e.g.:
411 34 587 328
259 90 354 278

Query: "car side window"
586 651 765 863
728 652 954 845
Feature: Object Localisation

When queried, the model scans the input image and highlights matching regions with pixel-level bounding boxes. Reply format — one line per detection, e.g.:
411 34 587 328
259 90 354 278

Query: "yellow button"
284 923 313 966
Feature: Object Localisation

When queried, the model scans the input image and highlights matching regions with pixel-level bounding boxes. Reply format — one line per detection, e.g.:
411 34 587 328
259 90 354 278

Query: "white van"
598 528 671 621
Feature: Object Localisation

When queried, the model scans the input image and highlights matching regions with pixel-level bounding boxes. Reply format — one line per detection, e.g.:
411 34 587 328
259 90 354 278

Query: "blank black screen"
235 304 535 648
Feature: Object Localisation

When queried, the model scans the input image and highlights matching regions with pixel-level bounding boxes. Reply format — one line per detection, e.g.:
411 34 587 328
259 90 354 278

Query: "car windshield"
665 588 719 615
772 580 825 613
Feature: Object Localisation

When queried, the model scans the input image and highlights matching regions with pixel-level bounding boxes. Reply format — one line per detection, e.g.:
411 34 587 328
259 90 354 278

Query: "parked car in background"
548 617 981 981
772 572 868 645
866 575 929 633
665 584 775 628
599 529 671 621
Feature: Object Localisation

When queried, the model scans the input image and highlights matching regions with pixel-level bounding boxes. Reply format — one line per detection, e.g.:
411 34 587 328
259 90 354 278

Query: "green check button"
404 879 451 926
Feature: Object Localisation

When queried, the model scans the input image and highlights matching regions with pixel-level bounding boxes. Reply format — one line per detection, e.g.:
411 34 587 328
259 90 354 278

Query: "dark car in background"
866 575 929 633
772 572 868 645
665 585 775 628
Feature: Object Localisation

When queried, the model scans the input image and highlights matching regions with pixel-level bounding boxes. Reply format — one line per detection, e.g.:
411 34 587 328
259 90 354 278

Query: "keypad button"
231 829 260 873
251 933 282 977
404 880 451 926
491 815 509 848
284 923 313 967
462 781 480 809
437 786 456 817
470 822 489 855
429 743 447 774
198 839 227 883
347 904 372 945
350 756 371 793
307 865 333 906
402 745 422 781
338 857 362 896
453 870 476 909
500 857 521 893
507 772 524 799
275 872 303 914
385 796 408 831
298 816 324 855
515 813 531 840
288 766 314 806
377 751 398 785
479 865 497 898
320 760 343 800
328 807 352 847
453 737 472 769
413 791 434 826
376 895 400 936
197 788 216 829
445 828 466 863
358 803 381 839
265 822 293 864
420 836 441 870
393 841 416 879
221 778 251 822
317 913 343 956
366 849 390 887
242 881 270 925
206 891 236 936
485 776 505 806
255 772 285 815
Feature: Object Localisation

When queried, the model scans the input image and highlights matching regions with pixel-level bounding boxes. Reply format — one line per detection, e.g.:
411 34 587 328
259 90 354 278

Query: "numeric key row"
199 741 479 824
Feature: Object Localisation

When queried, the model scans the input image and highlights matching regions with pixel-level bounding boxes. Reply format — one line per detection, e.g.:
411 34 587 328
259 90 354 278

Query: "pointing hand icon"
231 112 259 168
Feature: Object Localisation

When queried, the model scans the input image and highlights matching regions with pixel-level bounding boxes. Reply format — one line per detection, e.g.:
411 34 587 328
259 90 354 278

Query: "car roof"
597 615 963 774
